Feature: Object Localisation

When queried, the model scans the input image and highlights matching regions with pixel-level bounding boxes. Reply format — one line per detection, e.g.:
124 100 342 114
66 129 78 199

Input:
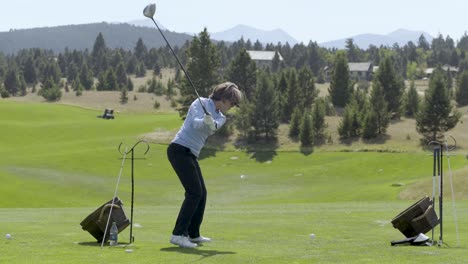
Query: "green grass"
1 100 468 263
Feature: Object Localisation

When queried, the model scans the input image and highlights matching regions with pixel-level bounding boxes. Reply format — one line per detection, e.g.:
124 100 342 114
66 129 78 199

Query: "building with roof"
425 65 459 77
246 50 284 68
324 62 374 82
348 62 373 81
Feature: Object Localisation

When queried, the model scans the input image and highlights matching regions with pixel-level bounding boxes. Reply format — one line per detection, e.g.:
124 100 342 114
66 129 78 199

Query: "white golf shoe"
189 235 212 243
170 235 198 248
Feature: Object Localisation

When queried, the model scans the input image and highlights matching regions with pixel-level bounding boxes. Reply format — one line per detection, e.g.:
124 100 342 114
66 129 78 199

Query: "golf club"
143 3 209 115
101 147 128 249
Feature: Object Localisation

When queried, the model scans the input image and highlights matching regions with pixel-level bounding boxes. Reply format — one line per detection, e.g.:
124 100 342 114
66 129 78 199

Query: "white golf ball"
6 234 11 239
309 233 316 239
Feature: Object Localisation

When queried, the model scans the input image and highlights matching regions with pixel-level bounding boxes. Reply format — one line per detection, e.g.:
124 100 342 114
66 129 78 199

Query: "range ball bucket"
391 196 439 238
80 197 130 242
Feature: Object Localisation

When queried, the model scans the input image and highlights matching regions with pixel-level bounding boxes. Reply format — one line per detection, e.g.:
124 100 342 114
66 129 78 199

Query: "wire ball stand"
118 140 150 244
427 135 459 247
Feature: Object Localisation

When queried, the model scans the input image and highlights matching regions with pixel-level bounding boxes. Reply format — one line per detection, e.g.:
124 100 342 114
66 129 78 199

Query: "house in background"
348 62 373 81
425 65 458 78
246 50 283 68
324 62 374 82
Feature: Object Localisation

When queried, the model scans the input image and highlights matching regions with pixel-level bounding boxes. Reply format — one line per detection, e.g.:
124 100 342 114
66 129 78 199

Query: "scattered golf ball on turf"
6 234 11 239
125 249 133 253
309 233 316 239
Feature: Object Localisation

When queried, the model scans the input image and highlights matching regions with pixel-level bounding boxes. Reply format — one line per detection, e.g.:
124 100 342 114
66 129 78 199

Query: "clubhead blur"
143 3 156 18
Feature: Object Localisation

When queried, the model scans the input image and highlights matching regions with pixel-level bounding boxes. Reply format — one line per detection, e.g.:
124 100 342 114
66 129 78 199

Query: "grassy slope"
1 100 468 263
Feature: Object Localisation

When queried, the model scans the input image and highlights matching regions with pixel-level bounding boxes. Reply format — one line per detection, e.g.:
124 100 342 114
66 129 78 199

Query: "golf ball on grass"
6 234 12 239
309 233 316 239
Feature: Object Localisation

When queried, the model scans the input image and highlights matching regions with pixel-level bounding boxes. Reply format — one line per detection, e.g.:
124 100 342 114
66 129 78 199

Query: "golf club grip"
150 18 209 115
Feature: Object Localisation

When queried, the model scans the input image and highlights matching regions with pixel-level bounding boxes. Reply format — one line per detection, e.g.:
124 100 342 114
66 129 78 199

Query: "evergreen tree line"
1 29 468 145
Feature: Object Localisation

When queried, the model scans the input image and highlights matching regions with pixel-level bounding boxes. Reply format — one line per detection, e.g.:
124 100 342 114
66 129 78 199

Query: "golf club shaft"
101 147 128 249
149 18 209 115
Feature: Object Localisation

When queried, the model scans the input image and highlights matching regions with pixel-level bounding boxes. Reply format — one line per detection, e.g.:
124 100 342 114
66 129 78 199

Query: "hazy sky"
0 0 466 43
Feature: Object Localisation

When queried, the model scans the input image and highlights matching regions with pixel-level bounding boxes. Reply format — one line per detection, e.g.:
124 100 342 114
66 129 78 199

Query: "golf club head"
143 3 156 19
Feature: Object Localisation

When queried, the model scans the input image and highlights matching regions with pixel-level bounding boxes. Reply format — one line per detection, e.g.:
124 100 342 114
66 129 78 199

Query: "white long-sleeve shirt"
171 97 226 158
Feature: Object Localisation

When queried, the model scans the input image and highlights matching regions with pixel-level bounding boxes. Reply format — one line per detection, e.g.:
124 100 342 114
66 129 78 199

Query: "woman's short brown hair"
209 82 243 106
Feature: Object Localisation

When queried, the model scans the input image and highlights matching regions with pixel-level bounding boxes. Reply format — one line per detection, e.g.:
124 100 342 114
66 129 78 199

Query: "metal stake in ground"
143 3 209 115
443 135 460 247
118 140 150 244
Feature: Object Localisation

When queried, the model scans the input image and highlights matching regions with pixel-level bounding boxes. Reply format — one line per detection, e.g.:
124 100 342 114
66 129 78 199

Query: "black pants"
167 143 207 238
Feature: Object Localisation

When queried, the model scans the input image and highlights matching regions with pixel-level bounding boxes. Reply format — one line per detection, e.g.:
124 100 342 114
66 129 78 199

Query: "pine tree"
251 71 280 139
225 48 257 99
127 77 134 92
136 62 146 77
23 57 37 85
289 107 302 139
120 87 128 104
416 67 461 141
105 68 118 91
271 52 281 72
40 61 61 85
299 110 314 147
18 75 27 96
79 63 94 90
39 77 62 101
178 28 220 118
115 63 127 89
329 51 352 107
375 55 404 117
312 99 327 139
338 99 361 138
455 70 468 106
166 78 176 98
72 80 83 96
96 72 106 91
298 65 318 109
405 79 420 117
277 70 289 122
362 111 378 139
134 38 148 62
234 99 253 138
4 67 20 96
285 69 299 121
91 33 108 76
369 81 390 135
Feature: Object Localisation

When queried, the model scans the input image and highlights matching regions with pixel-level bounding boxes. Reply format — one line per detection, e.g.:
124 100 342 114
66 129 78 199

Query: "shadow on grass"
300 146 314 156
77 241 133 247
160 246 236 259
362 134 391 145
199 134 229 160
233 134 279 162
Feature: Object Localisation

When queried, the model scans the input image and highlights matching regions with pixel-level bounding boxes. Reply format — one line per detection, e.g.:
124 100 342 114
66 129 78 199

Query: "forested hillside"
0 22 193 54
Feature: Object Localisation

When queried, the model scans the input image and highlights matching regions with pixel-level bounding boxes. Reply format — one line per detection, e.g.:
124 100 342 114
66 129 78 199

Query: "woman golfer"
167 82 243 248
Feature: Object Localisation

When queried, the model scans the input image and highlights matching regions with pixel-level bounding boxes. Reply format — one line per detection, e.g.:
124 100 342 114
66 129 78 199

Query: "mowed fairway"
1 100 468 263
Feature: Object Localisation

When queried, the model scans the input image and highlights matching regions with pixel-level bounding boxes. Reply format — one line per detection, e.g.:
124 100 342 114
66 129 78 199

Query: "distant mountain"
319 29 434 49
0 22 193 54
0 23 436 55
210 24 298 45
126 22 298 46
